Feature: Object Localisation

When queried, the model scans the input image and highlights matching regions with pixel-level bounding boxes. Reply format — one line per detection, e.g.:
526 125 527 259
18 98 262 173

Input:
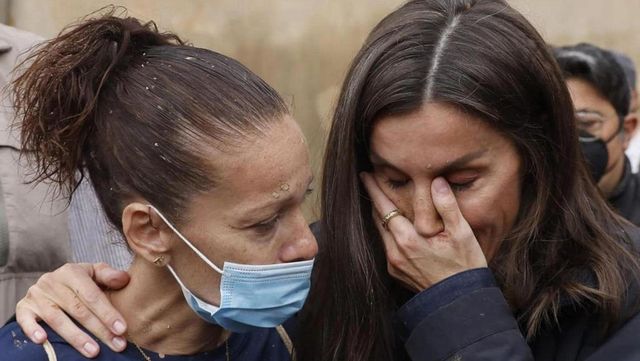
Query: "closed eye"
252 214 280 234
304 187 314 198
385 178 409 190
449 178 476 192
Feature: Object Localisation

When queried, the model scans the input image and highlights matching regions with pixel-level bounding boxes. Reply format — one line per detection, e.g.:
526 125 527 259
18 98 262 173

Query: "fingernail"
113 320 126 334
112 336 126 350
33 330 44 342
433 178 450 195
83 342 98 356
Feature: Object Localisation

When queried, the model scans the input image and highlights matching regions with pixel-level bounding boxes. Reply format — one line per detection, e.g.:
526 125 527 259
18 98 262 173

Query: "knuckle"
15 298 32 314
25 284 41 300
81 289 102 305
395 236 411 250
395 229 414 245
45 307 66 328
440 200 456 213
38 272 54 287
15 299 25 311
386 264 401 280
386 263 395 275
59 263 76 274
15 301 33 323
70 297 91 321
386 253 403 268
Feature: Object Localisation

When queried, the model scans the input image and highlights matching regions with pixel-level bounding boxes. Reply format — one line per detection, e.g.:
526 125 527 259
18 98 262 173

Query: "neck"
108 257 229 355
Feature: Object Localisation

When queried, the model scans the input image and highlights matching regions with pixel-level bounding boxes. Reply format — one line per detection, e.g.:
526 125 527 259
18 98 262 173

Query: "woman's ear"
623 113 638 149
122 202 172 266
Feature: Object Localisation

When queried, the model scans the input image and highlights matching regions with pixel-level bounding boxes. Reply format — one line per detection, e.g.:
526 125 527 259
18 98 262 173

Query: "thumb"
93 263 130 289
431 177 465 229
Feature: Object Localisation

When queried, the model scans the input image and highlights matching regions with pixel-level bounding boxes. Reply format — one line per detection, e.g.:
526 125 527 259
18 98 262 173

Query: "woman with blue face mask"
0 9 317 361
13 1 640 361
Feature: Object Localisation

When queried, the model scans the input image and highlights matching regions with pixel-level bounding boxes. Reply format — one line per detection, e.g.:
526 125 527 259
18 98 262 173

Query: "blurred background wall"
3 0 639 219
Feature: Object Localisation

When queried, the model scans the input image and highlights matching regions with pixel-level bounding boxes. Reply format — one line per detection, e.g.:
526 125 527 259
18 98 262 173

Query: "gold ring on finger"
381 209 402 230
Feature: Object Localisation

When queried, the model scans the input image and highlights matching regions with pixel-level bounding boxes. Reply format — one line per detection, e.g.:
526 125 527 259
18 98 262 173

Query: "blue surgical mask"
149 205 314 333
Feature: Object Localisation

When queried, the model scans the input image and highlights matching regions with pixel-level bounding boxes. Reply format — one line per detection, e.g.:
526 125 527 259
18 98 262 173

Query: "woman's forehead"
203 117 311 203
370 103 501 161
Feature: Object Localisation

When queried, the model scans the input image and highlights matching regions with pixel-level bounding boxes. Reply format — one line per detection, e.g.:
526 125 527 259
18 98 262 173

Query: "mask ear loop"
147 205 224 274
602 115 625 144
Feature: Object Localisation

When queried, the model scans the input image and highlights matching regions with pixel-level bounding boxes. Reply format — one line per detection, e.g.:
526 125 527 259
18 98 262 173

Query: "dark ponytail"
13 7 288 230
14 7 181 196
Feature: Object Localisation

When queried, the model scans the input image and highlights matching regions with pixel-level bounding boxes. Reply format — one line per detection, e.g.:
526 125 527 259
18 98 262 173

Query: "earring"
153 255 165 266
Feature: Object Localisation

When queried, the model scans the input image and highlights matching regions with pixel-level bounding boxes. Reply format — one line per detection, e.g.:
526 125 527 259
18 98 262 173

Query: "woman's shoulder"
0 321 137 361
0 321 49 360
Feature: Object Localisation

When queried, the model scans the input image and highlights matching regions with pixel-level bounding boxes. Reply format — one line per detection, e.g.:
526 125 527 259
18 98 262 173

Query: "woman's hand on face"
16 262 130 358
360 173 488 292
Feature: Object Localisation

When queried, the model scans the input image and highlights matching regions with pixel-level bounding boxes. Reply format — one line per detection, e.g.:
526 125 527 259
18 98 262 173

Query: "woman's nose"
280 213 319 262
412 185 444 237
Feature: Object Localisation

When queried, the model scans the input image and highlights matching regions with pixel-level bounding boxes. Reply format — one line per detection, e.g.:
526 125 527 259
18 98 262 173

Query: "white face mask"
150 205 314 333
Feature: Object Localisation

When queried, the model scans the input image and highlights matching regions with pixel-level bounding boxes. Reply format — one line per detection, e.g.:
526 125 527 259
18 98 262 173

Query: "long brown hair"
13 7 288 229
298 0 640 360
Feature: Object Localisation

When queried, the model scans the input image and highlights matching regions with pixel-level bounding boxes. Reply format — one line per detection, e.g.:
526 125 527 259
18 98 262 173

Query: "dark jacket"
609 157 640 226
395 226 640 361
0 318 297 360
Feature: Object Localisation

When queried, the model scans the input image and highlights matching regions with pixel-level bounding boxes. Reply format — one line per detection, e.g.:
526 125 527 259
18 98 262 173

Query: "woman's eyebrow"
369 149 487 173
233 174 315 227
369 152 404 172
439 149 488 173
575 108 605 117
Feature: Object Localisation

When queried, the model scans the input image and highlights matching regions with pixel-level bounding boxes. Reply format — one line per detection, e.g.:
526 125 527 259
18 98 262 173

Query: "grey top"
0 24 69 323
68 177 132 270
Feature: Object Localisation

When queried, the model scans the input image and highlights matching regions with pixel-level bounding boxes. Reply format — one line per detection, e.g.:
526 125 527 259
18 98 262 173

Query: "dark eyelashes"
384 178 476 192
251 187 314 233
385 179 409 190
253 215 280 233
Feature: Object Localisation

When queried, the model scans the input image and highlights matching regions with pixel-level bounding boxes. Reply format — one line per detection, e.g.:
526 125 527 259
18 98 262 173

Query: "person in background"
68 178 131 270
554 43 640 225
615 52 640 172
0 23 69 324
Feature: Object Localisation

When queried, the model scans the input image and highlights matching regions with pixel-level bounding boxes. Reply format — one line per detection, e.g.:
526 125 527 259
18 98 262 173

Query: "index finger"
67 263 128 336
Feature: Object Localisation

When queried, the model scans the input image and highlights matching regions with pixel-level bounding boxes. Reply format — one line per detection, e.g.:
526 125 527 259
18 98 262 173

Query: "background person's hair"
612 51 637 91
298 0 640 360
13 7 288 231
554 43 631 118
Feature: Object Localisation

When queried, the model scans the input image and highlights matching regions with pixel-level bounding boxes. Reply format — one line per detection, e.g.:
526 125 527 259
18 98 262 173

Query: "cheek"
458 191 501 239
607 137 625 161
457 177 521 256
